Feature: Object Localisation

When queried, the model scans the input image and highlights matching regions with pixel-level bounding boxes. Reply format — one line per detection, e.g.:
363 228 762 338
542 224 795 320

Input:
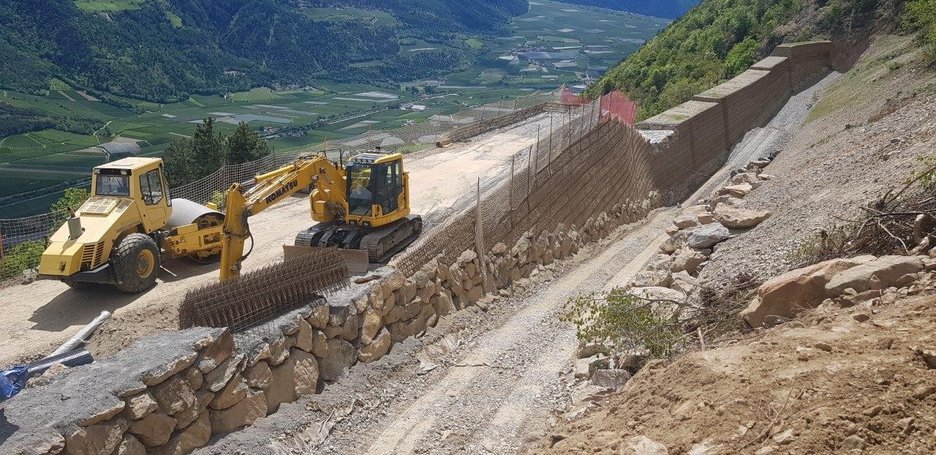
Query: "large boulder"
718 183 753 198
825 255 925 296
670 248 706 274
713 204 771 229
687 223 730 249
741 256 874 328
631 269 673 288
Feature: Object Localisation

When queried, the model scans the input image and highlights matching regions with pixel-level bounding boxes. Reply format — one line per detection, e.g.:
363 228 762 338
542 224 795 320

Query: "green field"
74 0 146 13
0 1 666 217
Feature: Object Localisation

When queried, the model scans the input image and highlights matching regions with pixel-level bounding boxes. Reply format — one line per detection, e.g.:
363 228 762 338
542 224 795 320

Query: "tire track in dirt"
363 210 677 455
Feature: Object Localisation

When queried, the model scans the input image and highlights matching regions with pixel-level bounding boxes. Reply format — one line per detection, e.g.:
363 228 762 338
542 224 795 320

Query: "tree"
192 117 224 171
163 118 274 188
162 137 196 187
225 122 272 164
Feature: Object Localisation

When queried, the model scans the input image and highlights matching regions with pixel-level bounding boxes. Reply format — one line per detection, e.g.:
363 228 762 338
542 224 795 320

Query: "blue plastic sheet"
0 367 28 400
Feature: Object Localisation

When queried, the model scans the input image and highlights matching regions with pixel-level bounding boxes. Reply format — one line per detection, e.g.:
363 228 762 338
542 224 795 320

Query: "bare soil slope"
539 292 936 454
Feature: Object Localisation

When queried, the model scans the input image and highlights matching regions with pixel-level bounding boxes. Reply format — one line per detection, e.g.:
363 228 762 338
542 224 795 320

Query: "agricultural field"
0 0 667 217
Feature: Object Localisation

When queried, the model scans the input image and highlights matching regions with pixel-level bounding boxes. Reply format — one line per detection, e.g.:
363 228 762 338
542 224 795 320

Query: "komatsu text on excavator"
37 152 421 293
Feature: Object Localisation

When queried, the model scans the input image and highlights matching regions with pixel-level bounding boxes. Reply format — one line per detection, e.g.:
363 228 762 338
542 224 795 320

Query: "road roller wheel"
113 234 160 293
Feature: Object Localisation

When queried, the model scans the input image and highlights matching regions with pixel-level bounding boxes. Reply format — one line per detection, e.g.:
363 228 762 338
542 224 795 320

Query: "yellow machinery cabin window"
140 169 164 206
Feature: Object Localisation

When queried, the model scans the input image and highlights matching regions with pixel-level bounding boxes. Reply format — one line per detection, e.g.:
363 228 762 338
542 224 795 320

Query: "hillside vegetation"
556 0 699 19
589 0 904 119
0 0 527 103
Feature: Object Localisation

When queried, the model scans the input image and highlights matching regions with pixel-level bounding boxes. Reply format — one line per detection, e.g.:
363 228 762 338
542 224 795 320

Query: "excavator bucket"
283 245 370 276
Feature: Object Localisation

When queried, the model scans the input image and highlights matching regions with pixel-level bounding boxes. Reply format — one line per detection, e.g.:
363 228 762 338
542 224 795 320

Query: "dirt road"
198 209 678 455
0 111 570 367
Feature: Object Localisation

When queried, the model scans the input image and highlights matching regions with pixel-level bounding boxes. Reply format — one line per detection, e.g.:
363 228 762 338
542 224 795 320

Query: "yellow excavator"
37 152 421 293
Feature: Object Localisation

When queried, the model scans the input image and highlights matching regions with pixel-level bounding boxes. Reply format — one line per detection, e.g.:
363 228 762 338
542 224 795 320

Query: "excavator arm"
219 157 348 280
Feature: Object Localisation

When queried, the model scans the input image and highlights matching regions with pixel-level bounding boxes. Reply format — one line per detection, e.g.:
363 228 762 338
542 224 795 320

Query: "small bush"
904 0 936 64
0 241 45 280
563 288 685 359
787 223 857 267
210 190 227 212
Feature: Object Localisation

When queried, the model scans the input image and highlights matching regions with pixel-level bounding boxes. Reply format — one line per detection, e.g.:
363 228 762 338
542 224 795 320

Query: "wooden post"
509 155 515 211
475 178 488 289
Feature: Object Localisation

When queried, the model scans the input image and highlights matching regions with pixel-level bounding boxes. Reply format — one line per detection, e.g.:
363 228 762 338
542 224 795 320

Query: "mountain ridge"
0 0 528 103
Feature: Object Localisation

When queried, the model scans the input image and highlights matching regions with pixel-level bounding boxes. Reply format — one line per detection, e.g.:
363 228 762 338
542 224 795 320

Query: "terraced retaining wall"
0 40 835 455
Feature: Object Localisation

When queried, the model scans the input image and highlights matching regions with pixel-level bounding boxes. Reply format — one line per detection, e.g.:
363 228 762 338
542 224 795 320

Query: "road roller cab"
37 158 224 293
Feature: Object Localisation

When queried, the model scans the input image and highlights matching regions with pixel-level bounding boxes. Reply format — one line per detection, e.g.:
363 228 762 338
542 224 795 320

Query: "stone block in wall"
315 339 354 382
128 412 176 447
124 392 158 421
117 435 145 455
154 411 210 455
265 349 320 413
359 327 392 363
209 375 248 410
64 418 129 455
152 376 197 416
204 354 245 393
174 390 213 430
244 362 273 390
360 308 383 344
211 388 266 433
307 303 330 329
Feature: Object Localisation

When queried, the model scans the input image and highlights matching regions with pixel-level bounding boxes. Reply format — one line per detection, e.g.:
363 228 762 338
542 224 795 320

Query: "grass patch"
0 241 45 280
229 88 281 103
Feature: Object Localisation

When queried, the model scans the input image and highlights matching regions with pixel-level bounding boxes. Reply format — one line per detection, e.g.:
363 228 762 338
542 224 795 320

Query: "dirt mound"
535 293 936 454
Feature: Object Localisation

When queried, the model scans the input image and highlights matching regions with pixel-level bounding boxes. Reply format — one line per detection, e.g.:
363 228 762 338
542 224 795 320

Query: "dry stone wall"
1 40 836 455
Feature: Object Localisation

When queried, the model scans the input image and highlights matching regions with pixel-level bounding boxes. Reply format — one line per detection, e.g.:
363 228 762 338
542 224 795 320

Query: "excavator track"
294 215 422 264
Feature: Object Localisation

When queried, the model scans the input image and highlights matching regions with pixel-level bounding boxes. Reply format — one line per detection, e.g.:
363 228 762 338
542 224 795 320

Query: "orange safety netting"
560 86 637 125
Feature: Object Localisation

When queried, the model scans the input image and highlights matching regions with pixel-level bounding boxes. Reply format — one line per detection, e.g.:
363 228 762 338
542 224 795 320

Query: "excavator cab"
344 153 408 225
346 157 404 220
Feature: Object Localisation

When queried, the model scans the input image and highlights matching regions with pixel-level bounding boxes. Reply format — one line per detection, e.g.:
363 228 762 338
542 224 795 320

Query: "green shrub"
904 0 936 63
50 187 91 228
209 190 227 212
562 288 685 358
0 241 45 280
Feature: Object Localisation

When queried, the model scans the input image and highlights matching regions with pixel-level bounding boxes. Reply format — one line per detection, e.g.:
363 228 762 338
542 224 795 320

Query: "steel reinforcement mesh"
179 248 349 332
390 99 670 278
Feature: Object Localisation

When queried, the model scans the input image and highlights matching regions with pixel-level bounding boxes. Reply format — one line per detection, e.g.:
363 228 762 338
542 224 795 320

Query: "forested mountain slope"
589 0 907 119
0 0 528 103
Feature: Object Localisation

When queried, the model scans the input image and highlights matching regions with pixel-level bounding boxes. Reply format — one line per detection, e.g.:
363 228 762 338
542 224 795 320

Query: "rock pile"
742 254 934 328
626 159 775 318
